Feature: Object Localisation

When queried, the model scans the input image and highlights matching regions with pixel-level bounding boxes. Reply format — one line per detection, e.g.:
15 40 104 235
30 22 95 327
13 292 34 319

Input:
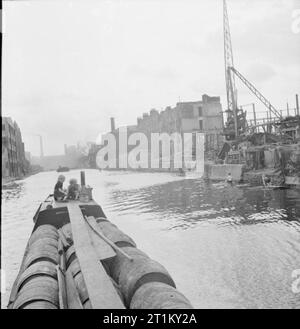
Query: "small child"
226 173 233 184
54 175 67 201
67 178 80 200
262 174 271 187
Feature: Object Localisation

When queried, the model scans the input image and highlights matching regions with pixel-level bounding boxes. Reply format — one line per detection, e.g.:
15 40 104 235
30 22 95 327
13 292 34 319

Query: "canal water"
2 169 300 308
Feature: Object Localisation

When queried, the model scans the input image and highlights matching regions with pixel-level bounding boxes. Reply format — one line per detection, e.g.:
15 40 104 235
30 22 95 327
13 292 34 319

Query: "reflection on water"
2 169 300 308
109 179 300 229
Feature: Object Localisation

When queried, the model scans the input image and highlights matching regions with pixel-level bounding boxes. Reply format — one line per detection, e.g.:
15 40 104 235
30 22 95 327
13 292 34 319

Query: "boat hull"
8 196 193 309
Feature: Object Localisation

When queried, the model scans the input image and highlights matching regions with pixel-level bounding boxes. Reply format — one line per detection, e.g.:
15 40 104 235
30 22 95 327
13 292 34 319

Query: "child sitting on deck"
54 175 67 201
67 178 80 200
226 173 233 184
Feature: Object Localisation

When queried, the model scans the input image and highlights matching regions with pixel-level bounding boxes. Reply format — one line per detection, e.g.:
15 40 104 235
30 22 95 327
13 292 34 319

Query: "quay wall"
101 163 244 181
205 164 243 181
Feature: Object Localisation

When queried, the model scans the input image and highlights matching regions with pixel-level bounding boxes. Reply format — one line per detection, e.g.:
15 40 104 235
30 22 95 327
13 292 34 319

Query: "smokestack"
39 135 44 158
296 94 299 116
110 117 115 132
80 171 86 187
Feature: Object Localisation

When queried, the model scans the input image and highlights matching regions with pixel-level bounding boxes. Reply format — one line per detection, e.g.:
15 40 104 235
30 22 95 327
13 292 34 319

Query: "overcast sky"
3 0 300 156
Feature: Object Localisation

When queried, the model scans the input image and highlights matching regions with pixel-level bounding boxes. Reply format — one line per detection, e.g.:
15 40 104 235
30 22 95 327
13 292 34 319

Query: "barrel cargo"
8 174 193 309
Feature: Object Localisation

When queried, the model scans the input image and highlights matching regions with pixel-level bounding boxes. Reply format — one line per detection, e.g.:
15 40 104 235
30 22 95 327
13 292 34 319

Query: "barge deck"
8 173 193 309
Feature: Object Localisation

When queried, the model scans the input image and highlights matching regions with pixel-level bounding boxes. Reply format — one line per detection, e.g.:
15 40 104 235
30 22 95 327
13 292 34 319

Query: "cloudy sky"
2 0 300 156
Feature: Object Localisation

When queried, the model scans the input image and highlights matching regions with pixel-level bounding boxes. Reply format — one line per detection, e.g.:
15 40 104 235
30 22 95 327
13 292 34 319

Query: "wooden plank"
86 216 133 261
85 219 116 261
67 203 124 309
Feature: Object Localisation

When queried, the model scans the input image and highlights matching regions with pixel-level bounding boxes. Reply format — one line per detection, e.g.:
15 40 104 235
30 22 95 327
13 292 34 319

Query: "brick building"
2 117 29 178
135 94 224 151
90 94 225 169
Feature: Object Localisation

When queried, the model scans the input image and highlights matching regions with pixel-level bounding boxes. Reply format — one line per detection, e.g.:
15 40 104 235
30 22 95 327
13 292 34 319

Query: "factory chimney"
110 117 115 132
296 94 299 116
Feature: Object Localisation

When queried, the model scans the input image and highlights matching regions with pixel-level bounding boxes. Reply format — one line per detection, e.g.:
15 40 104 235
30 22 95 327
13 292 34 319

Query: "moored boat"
56 166 70 172
7 172 193 309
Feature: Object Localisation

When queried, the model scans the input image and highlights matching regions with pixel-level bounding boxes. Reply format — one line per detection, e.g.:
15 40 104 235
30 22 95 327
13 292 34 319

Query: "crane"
223 0 238 138
229 66 282 120
223 0 282 139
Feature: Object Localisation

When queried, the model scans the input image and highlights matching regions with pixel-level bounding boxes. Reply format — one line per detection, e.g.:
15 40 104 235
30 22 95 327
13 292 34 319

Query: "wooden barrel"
109 247 148 282
67 254 124 306
73 271 89 304
130 282 193 309
31 224 58 234
83 299 92 309
97 221 136 248
23 244 59 269
65 245 76 268
110 277 124 304
18 276 58 293
68 258 81 277
69 258 124 306
110 247 176 307
61 223 73 244
66 252 89 306
16 261 57 293
29 225 58 246
29 237 58 251
13 276 58 309
23 301 58 309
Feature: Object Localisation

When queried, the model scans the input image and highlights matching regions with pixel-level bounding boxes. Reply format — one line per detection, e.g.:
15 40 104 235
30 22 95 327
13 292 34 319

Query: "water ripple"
2 170 300 309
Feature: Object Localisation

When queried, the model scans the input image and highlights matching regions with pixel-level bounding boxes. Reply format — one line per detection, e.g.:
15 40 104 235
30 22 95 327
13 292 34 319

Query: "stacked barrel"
61 218 193 309
12 225 60 309
62 223 124 309
97 219 193 309
11 218 193 309
65 245 91 308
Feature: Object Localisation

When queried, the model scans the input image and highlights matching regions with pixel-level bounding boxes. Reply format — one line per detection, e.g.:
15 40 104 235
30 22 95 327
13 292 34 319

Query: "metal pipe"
110 117 115 132
252 103 257 132
80 171 86 187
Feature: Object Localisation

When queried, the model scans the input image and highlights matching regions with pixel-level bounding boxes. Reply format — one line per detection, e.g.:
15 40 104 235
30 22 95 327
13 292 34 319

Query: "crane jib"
229 66 282 119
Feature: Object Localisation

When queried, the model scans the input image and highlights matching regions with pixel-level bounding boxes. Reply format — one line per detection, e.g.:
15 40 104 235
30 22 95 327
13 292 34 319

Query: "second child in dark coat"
67 178 80 200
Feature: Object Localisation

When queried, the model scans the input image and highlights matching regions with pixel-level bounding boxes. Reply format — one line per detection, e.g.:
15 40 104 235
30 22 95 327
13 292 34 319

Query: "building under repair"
212 0 300 186
217 126 300 185
88 94 225 170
